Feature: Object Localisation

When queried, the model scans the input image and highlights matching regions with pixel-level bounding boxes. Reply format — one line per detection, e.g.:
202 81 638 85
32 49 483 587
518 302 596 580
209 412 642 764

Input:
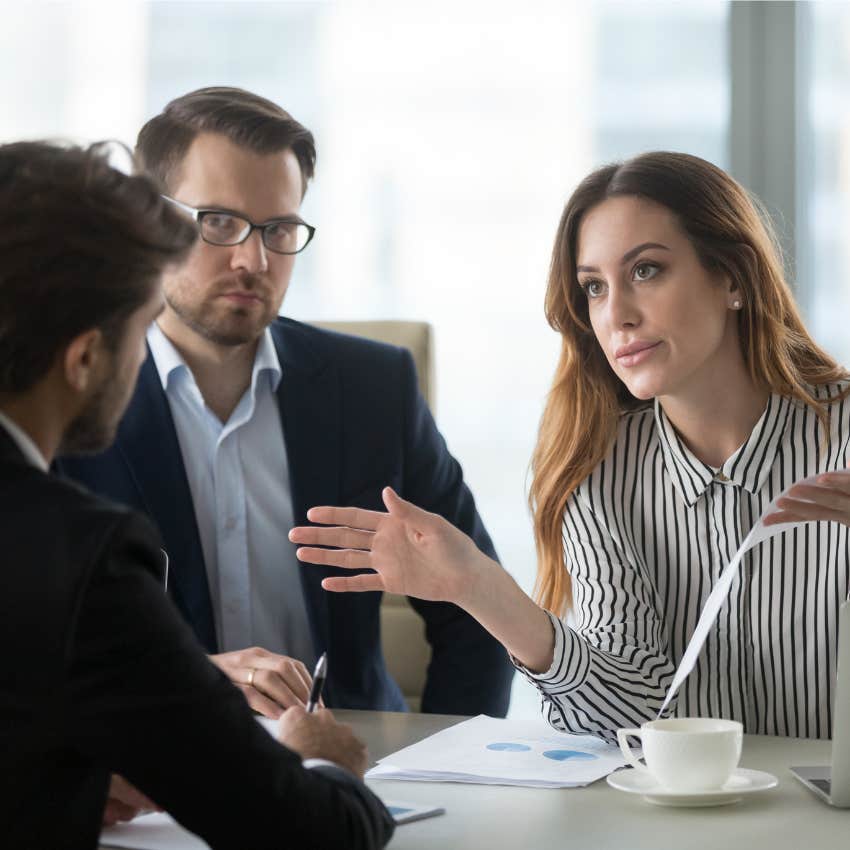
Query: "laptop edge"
790 598 850 807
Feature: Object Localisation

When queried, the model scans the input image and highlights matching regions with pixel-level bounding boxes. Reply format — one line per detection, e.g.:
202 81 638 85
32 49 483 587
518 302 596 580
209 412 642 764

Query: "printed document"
367 714 625 787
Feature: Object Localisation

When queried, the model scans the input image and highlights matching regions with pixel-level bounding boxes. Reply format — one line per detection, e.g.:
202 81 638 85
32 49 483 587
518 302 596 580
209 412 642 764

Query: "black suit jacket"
59 318 513 715
0 427 393 849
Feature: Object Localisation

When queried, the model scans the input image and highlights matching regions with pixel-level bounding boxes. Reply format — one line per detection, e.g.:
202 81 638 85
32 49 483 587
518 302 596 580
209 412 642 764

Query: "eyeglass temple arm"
161 195 199 220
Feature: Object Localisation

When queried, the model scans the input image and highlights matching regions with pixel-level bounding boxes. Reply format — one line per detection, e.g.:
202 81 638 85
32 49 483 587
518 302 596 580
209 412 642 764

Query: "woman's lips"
615 340 661 367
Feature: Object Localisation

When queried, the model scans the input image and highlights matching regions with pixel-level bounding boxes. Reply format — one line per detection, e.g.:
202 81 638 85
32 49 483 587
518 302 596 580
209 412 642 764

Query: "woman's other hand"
763 466 850 528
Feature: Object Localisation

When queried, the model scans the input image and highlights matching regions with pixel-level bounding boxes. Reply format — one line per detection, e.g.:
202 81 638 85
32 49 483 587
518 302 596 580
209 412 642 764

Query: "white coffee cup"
617 717 743 792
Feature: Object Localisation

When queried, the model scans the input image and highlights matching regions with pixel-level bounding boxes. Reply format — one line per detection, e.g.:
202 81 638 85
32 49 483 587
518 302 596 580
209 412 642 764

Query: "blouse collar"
655 393 794 507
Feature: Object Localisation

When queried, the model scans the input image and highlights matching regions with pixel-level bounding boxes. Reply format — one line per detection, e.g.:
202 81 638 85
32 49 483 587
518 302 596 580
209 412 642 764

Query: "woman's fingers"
765 496 847 526
784 483 850 512
322 573 385 593
294 546 373 570
817 470 850 493
383 486 423 518
289 525 374 550
305 505 384 530
763 474 850 528
763 509 805 526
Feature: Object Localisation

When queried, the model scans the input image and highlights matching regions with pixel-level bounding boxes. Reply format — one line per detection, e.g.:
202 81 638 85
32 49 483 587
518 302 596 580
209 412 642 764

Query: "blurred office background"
2 0 848 715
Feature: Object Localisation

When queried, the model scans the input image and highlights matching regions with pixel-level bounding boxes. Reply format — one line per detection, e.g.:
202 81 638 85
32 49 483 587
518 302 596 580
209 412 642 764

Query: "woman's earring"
732 300 742 309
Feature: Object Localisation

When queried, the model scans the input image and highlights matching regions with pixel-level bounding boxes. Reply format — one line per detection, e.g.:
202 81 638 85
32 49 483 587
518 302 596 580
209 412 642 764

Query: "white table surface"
349 710 848 850
100 709 848 850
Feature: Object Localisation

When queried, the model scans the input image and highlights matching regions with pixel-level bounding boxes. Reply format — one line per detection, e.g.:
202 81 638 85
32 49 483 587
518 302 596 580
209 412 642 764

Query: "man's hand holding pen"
278 706 369 779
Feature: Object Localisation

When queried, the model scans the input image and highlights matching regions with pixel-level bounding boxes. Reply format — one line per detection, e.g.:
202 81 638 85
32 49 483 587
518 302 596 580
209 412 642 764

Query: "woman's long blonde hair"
530 151 849 617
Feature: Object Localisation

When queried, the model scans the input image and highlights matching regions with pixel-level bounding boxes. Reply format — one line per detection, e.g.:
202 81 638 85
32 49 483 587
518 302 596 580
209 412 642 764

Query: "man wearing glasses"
60 87 512 720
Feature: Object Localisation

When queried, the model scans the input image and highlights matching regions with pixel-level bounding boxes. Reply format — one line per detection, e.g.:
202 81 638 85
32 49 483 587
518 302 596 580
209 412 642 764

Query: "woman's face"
575 195 741 401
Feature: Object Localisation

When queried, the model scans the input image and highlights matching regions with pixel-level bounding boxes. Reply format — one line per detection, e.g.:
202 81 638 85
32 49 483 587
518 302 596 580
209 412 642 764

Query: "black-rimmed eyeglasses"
163 196 316 255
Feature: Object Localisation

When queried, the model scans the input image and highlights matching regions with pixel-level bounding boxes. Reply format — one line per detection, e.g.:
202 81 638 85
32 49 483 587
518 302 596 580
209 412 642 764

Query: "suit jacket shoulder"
270 316 415 381
0 430 394 848
0 436 165 672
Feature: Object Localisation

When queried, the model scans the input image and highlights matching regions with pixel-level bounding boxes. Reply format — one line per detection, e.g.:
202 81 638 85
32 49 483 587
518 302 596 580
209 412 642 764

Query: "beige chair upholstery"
309 320 434 712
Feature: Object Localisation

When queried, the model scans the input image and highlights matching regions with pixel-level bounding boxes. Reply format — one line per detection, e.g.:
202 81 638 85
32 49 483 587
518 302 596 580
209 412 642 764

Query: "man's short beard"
59 375 119 456
165 287 272 348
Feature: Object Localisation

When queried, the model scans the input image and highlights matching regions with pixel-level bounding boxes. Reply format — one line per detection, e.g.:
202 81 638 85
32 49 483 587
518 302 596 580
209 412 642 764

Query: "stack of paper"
101 812 206 850
367 714 626 788
101 800 443 849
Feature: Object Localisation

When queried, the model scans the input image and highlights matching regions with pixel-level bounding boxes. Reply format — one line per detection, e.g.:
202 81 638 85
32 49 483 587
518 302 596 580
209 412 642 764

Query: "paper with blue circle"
542 749 598 761
367 715 625 787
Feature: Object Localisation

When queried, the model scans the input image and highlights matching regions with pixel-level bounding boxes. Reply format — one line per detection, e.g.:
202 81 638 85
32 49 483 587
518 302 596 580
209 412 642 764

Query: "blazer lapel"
0 424 33 469
273 321 340 657
115 354 218 652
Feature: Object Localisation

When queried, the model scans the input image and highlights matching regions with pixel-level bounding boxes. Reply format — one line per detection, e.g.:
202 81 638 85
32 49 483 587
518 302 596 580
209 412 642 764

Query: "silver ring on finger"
247 668 257 688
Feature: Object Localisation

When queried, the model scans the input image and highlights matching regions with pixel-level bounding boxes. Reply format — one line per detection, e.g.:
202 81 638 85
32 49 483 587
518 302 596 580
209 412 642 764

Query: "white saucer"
606 767 778 807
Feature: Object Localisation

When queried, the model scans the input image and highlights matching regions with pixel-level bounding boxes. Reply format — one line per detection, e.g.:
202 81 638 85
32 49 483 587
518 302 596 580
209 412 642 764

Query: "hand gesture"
209 647 315 719
288 487 494 605
763 467 850 529
278 706 368 779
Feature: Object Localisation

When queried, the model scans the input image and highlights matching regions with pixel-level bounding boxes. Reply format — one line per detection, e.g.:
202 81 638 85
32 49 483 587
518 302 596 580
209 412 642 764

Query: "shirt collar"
252 327 283 393
655 393 793 508
147 322 188 390
146 323 282 395
0 409 49 472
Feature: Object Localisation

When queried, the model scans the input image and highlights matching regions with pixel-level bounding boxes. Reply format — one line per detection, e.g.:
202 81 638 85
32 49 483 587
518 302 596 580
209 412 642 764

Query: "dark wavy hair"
0 140 197 393
137 86 316 195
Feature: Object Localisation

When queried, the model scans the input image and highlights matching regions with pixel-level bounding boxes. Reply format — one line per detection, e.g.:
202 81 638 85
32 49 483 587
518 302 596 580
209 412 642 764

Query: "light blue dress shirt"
147 323 316 667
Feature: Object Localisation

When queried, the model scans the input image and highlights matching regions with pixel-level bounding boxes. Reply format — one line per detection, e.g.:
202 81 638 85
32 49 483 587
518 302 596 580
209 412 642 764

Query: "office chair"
309 319 434 711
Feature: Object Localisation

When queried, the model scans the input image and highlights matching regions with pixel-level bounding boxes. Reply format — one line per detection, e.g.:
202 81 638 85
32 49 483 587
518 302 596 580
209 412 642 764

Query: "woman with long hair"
290 152 850 740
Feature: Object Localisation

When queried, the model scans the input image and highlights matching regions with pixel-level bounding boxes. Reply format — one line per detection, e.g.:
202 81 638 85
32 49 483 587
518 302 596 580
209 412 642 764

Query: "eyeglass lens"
199 211 311 254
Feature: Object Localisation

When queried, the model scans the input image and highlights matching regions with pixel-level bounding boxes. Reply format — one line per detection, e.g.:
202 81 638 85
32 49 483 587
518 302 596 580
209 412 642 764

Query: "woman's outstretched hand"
288 486 493 605
763 466 850 529
291 486 559 674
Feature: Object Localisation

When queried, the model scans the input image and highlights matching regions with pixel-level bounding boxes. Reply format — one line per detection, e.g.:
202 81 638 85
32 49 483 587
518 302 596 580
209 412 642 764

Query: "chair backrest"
310 320 435 410
309 319 434 711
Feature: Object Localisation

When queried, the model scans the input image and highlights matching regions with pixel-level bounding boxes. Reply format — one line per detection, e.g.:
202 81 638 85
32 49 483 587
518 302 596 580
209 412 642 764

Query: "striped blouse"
519 383 850 741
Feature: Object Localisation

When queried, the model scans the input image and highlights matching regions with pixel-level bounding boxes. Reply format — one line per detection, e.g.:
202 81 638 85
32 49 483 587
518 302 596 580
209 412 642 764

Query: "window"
798 1 850 365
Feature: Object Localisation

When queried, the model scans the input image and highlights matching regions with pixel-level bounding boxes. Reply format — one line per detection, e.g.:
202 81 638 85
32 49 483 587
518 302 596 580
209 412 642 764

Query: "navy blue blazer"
59 317 513 716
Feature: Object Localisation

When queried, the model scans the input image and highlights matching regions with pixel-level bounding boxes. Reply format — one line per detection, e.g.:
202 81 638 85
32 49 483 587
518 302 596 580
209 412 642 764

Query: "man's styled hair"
136 87 316 195
0 141 197 394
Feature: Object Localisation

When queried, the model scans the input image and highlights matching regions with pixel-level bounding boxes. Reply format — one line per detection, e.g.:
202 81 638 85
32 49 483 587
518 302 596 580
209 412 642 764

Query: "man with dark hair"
0 140 393 848
60 86 514 717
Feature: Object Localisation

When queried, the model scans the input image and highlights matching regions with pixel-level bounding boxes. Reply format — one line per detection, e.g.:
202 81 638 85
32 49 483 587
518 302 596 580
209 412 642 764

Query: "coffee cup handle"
617 728 650 775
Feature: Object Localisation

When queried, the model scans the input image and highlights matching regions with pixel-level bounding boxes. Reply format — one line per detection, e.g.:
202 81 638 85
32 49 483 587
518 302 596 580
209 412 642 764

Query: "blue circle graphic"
486 742 532 752
542 749 598 761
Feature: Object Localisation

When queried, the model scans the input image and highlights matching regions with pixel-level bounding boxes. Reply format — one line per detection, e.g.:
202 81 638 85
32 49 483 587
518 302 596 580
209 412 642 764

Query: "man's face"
160 132 305 347
61 291 164 455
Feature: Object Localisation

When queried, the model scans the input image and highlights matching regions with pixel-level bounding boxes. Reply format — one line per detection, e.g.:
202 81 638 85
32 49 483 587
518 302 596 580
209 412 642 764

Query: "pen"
306 652 327 713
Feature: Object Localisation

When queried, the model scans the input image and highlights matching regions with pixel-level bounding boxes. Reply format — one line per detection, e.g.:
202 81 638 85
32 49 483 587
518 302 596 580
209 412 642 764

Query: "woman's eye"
582 279 605 298
634 262 659 281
